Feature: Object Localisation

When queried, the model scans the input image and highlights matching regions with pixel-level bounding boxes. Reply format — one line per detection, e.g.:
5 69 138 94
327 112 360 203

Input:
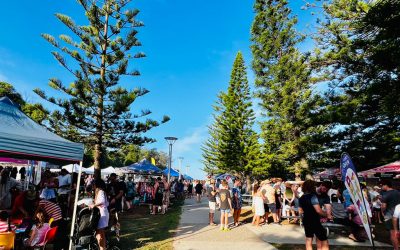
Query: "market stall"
128 159 162 174
0 96 84 249
313 168 341 180
162 167 180 178
359 160 400 176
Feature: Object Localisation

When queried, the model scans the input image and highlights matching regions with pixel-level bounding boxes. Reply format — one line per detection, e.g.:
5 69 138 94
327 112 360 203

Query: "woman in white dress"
90 179 109 250
252 184 265 226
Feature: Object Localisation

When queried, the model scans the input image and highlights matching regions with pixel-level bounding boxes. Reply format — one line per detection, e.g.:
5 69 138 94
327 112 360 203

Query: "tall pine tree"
311 0 400 169
35 0 169 177
251 0 323 178
202 52 260 183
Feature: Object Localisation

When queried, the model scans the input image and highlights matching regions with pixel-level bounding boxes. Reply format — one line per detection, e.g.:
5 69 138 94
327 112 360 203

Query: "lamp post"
178 157 184 180
165 137 177 183
186 165 190 175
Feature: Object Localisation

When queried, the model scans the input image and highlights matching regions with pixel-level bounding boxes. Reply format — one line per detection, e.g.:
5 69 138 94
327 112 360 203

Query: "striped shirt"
39 200 62 221
0 221 16 232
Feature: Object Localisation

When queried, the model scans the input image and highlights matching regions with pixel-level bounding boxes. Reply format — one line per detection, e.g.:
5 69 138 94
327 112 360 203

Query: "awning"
163 167 180 177
0 97 84 165
128 159 162 174
359 161 400 175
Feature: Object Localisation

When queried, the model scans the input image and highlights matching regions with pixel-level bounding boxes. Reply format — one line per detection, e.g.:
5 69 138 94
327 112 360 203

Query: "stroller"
72 206 101 250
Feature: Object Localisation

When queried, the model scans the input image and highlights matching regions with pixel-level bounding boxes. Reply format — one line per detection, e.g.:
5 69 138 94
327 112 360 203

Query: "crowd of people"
189 175 400 250
0 164 199 249
3 163 400 250
0 166 73 249
244 177 400 250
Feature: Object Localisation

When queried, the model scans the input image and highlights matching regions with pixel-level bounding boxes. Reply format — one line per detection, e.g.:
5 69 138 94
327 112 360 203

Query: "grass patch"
119 199 184 250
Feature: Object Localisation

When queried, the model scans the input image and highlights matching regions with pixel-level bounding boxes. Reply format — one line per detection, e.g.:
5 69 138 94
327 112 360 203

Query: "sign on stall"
341 153 373 245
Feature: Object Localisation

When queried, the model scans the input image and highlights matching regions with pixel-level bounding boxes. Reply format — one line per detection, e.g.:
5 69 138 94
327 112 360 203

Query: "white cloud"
173 126 208 156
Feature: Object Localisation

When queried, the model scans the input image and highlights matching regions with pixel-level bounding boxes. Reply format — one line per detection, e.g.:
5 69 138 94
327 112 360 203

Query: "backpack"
157 182 165 194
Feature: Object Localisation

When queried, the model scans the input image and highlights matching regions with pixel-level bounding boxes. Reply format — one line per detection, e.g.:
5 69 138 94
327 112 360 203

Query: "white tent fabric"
62 164 80 173
82 166 115 175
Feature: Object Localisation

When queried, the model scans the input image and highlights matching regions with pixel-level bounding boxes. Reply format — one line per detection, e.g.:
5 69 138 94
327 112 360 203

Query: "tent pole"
69 161 83 250
66 164 76 218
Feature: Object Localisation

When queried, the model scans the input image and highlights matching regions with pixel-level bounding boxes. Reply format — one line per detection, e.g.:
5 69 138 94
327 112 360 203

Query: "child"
0 211 16 232
24 209 50 247
218 180 232 231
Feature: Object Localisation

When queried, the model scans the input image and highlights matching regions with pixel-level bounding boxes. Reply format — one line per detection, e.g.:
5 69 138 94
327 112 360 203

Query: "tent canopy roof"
128 159 162 174
359 161 400 175
163 168 180 177
0 96 84 164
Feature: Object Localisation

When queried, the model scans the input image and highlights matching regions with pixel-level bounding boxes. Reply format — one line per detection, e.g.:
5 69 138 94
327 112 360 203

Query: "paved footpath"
173 197 391 249
173 198 277 250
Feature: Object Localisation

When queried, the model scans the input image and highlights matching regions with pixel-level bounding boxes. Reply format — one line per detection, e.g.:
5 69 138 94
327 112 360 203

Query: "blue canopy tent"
163 167 180 177
128 159 162 174
0 97 84 164
183 174 193 180
0 96 84 249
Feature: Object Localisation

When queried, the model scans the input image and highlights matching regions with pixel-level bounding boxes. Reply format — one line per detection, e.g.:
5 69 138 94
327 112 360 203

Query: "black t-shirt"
195 183 203 194
218 189 231 210
107 181 125 201
299 193 321 225
382 189 400 219
157 181 165 194
207 186 216 202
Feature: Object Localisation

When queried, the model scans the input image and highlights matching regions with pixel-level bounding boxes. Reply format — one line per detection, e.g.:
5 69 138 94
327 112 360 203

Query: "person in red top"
12 188 37 219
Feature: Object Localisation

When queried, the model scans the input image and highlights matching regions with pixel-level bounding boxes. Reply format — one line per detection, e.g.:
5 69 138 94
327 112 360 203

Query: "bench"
242 194 252 205
321 222 375 238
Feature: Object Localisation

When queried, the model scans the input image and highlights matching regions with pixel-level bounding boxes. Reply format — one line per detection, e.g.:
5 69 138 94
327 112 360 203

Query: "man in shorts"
299 180 329 250
261 180 278 224
207 179 217 226
380 179 400 249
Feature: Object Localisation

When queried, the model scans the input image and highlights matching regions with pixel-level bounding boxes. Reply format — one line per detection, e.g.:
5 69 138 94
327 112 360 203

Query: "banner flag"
341 153 373 245
151 157 156 166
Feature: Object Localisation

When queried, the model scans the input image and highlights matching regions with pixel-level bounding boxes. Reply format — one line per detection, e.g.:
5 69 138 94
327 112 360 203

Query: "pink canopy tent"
359 161 400 175
0 157 29 164
313 168 341 179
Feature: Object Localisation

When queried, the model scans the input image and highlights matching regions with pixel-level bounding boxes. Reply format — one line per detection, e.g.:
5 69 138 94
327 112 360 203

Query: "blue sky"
0 0 316 179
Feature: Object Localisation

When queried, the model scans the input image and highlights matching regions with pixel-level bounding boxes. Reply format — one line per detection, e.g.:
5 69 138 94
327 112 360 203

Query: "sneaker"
223 228 230 232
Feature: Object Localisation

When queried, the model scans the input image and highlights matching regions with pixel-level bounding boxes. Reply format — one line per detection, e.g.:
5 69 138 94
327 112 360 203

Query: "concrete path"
246 222 391 247
173 197 277 250
173 197 391 249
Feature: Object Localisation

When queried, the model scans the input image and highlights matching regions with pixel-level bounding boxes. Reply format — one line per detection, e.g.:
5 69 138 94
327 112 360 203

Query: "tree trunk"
246 174 251 194
94 144 103 179
93 3 110 179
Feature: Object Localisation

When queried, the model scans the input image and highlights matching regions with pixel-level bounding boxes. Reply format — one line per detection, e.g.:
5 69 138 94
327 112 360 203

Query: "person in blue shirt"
232 179 243 226
343 188 352 209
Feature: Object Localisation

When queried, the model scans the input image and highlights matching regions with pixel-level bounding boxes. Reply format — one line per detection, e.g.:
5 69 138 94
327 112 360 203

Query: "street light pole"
186 165 189 175
178 157 183 180
165 137 177 183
